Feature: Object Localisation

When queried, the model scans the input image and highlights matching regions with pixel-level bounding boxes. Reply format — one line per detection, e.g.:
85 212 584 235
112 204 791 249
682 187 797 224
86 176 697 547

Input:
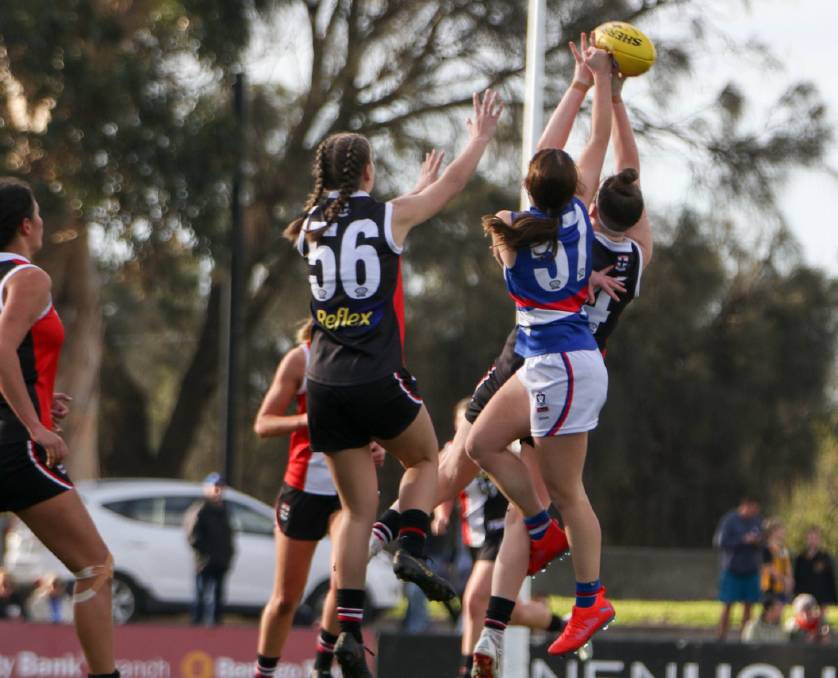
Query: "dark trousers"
192 568 227 626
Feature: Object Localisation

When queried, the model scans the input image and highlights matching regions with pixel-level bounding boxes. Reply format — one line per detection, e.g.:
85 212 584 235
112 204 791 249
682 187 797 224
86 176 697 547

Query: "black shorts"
469 530 503 562
466 329 524 425
307 368 423 453
465 330 534 446
0 439 73 513
276 484 341 541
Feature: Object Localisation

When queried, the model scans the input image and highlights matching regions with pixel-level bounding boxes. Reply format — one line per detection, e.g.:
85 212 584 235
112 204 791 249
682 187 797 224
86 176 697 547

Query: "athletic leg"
17 490 115 674
256 533 319 659
535 433 615 656
311 511 342 675
462 560 494 659
369 420 479 560
535 433 600 581
465 376 542 517
377 405 456 601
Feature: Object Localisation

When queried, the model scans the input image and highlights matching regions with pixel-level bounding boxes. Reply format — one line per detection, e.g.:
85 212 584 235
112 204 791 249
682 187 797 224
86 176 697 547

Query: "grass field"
390 597 838 629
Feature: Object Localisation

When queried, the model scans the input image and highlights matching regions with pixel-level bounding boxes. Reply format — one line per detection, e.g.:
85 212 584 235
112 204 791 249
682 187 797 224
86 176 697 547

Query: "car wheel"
111 573 143 624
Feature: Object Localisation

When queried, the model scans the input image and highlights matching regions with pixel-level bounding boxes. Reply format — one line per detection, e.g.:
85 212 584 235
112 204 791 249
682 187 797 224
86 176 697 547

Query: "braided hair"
284 133 372 244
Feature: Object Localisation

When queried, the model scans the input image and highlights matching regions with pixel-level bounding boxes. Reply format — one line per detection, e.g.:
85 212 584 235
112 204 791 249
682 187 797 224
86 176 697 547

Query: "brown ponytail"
482 213 559 256
482 148 581 255
596 168 643 232
283 133 372 244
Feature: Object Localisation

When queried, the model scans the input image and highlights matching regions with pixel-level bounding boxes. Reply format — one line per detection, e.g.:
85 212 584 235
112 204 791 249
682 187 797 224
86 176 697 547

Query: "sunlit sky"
247 0 837 275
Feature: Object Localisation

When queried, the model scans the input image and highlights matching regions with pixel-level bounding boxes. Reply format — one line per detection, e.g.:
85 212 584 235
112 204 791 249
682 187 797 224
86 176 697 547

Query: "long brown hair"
295 317 313 344
483 149 579 254
284 133 372 244
596 168 643 232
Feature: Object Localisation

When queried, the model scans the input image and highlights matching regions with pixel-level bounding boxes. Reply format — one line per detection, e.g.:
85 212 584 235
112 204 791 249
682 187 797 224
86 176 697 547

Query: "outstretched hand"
411 149 446 194
466 89 505 141
569 33 594 86
582 43 612 78
587 266 626 303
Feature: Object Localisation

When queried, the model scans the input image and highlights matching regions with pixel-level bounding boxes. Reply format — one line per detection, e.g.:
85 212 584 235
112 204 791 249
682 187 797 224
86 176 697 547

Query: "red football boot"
547 589 615 656
527 519 570 576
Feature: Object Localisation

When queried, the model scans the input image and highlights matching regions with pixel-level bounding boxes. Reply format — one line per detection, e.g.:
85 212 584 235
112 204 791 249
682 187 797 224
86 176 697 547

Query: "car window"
164 496 201 527
225 501 274 536
102 497 164 526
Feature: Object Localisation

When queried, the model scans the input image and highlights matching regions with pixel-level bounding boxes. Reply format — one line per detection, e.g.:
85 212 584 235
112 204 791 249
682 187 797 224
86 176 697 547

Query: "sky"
246 0 838 275
645 0 838 275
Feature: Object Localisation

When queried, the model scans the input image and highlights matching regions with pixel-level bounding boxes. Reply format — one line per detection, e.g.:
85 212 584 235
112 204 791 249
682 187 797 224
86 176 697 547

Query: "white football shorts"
517 349 608 437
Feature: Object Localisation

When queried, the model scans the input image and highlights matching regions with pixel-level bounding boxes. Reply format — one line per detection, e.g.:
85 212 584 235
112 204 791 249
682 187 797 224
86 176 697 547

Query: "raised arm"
390 90 504 247
537 34 593 152
575 47 613 206
253 346 307 438
611 76 653 265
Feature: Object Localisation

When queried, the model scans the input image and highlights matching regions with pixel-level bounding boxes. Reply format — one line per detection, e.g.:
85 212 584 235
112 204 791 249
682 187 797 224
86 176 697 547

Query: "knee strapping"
73 553 114 603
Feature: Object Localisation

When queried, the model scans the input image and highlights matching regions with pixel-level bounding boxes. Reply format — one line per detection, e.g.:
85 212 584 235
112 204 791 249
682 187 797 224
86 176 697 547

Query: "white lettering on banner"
531 659 560 678
530 661 838 678
0 655 14 678
18 651 83 677
631 662 656 678
116 658 171 678
585 661 625 678
738 665 785 678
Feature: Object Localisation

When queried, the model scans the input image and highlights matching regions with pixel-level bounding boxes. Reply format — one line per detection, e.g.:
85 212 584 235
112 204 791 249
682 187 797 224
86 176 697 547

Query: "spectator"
184 473 235 626
0 568 27 620
713 497 763 640
742 594 788 643
786 593 831 644
26 573 72 623
761 518 793 602
794 526 837 616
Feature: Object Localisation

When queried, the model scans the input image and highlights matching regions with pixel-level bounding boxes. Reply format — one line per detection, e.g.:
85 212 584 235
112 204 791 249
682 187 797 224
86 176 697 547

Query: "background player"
284 90 504 677
434 399 563 678
251 318 385 678
0 178 119 678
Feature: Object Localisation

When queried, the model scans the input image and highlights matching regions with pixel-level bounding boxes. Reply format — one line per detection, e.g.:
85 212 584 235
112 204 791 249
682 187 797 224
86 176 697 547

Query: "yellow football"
592 21 656 77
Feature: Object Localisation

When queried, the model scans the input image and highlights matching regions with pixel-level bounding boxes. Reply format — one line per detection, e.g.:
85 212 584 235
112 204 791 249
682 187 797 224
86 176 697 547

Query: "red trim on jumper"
509 287 588 313
284 391 312 490
459 490 473 547
393 259 406 351
30 307 64 430
548 353 575 435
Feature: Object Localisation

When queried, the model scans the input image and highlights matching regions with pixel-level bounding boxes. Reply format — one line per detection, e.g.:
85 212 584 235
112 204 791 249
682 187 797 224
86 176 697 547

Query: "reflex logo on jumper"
316 308 373 330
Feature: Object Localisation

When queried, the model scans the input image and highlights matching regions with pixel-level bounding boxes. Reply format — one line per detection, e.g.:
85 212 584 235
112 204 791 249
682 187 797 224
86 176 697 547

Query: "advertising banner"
0 622 378 678
377 632 837 678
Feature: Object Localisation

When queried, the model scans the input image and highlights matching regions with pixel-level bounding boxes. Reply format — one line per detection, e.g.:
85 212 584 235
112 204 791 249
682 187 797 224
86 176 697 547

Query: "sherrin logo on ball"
592 21 656 77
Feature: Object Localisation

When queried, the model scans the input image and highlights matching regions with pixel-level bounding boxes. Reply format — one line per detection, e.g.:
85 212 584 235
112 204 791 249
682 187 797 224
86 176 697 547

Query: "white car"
3 478 401 624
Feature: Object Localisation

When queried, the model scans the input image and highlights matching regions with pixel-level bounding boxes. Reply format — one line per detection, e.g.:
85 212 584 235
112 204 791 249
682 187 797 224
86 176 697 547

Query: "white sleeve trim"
628 237 643 297
0 264 43 313
295 224 307 256
383 202 402 254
